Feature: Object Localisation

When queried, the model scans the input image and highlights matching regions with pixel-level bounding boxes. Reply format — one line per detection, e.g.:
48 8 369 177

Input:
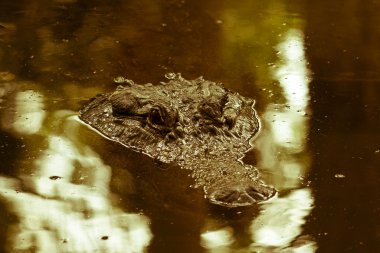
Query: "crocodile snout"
207 181 276 207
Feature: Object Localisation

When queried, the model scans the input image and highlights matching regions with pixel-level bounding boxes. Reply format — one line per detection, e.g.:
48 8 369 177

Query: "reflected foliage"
1 0 378 252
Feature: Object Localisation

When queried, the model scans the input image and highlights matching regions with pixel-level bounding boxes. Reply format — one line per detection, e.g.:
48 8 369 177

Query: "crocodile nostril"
210 188 242 204
209 187 256 207
147 105 178 132
110 92 138 115
246 184 276 201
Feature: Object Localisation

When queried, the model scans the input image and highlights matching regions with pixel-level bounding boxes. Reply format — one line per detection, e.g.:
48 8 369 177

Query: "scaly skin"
79 74 276 207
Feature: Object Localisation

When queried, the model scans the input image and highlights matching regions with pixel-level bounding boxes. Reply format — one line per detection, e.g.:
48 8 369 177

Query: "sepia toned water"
0 0 379 252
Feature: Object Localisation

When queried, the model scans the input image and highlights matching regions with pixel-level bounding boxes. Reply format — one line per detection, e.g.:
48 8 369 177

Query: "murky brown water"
0 0 379 252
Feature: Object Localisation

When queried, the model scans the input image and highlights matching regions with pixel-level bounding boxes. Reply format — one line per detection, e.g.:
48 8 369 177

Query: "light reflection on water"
201 227 234 252
13 90 46 135
253 27 314 250
0 90 152 252
271 29 310 151
257 28 312 188
251 189 316 251
200 188 315 252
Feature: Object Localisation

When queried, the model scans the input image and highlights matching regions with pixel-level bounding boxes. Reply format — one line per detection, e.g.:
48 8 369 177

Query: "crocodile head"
79 74 260 163
79 74 275 207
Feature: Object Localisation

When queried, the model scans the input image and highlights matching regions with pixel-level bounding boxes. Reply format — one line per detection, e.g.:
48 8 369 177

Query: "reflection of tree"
251 189 316 251
0 96 152 252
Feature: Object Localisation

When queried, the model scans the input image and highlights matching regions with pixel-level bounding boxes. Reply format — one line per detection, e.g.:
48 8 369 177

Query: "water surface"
0 0 379 252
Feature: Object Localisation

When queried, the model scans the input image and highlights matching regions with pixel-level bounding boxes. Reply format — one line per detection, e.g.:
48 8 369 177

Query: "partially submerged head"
79 74 260 163
79 74 276 208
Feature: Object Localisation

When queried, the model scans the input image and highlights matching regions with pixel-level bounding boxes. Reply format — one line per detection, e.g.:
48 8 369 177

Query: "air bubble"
113 76 126 83
113 77 135 85
165 72 177 80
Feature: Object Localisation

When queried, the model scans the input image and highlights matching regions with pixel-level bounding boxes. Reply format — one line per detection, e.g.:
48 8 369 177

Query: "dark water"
0 0 379 252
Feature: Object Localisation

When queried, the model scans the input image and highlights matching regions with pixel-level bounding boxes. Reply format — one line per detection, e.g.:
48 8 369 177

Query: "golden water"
0 0 379 252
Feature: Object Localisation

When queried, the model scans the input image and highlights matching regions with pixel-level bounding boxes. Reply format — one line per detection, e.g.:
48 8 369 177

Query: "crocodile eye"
221 94 243 129
198 100 223 120
110 92 138 115
147 105 178 132
149 107 165 125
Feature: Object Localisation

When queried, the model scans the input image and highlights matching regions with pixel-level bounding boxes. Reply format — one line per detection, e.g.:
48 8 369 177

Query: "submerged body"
79 74 275 207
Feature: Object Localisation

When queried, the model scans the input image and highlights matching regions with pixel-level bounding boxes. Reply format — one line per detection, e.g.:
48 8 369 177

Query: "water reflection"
257 28 312 188
13 90 45 135
0 0 355 251
250 189 316 252
248 28 314 252
0 90 152 252
201 227 234 252
201 189 315 253
272 29 310 150
276 29 310 99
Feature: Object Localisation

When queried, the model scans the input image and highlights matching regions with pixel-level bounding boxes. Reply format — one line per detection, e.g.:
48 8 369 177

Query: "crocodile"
79 73 276 207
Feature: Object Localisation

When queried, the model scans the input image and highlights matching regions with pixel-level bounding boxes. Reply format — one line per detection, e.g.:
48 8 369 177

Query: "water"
0 0 379 252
